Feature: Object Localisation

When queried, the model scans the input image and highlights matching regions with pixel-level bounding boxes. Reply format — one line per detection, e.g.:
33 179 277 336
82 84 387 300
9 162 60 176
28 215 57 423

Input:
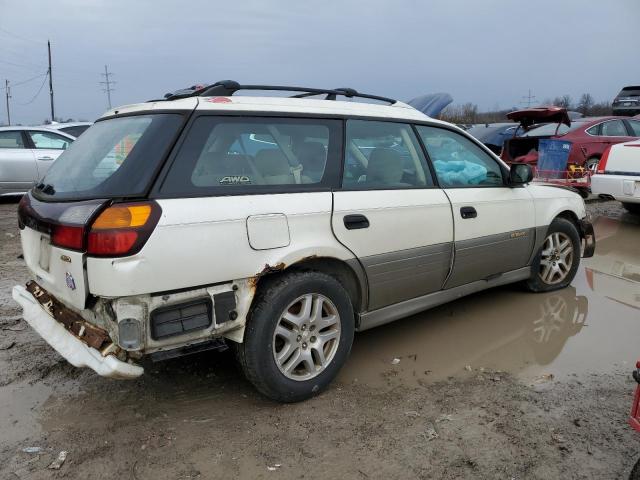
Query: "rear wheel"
237 271 354 402
525 218 581 292
585 156 600 174
622 202 640 215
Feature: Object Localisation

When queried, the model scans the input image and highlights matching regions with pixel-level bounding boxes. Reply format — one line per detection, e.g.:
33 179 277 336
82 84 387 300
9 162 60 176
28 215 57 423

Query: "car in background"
466 122 520 155
591 139 640 214
0 126 74 196
501 107 640 172
613 86 640 117
43 122 93 138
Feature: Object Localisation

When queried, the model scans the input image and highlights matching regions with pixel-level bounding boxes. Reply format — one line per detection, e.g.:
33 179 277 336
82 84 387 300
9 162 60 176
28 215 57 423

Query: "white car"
12 81 595 402
0 126 74 196
42 122 93 138
591 139 640 214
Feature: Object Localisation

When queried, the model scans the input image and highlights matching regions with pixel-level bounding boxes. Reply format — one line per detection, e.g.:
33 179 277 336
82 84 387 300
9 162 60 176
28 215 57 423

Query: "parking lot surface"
1 198 639 479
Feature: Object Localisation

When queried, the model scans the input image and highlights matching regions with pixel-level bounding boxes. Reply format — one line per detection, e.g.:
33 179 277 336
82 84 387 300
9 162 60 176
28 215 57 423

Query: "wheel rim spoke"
272 293 341 381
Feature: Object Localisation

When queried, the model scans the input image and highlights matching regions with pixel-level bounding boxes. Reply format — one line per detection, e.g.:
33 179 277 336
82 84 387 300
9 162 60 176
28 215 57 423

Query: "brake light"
52 225 85 250
87 202 160 257
596 147 611 174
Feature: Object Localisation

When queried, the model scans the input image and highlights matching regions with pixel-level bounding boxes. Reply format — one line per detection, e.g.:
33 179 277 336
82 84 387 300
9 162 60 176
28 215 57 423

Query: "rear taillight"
87 202 161 257
52 225 85 250
596 147 611 174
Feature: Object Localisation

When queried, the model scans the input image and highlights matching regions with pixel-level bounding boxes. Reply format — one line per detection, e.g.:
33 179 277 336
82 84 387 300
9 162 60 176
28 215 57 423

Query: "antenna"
100 65 116 109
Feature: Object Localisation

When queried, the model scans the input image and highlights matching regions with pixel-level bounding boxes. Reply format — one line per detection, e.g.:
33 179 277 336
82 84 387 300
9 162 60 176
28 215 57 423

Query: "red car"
501 107 640 172
630 361 640 479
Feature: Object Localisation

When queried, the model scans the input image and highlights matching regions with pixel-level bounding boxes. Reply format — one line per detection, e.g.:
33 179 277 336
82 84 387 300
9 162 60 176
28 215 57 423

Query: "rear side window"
28 131 72 150
0 131 25 148
160 117 341 195
628 120 640 136
342 120 434 189
416 126 504 188
35 114 184 201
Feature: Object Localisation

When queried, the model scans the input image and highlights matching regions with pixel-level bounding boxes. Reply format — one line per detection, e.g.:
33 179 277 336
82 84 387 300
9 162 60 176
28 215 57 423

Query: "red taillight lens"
88 230 138 255
87 202 160 257
52 225 85 250
596 147 611 174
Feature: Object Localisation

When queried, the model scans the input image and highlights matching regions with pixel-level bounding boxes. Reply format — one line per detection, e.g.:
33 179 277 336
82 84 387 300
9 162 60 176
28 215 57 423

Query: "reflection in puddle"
339 216 640 386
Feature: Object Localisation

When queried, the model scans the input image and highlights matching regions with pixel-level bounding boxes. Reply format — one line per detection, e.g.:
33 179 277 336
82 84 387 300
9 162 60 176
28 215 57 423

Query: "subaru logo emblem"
65 272 76 291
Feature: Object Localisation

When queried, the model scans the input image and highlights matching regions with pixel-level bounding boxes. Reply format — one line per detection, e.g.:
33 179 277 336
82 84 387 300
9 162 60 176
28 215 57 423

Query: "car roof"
0 125 76 139
99 95 449 126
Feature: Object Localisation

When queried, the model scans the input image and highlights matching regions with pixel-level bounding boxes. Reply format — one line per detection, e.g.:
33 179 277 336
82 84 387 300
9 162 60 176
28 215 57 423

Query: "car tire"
585 156 600 174
525 217 581 293
236 271 355 402
630 458 640 480
622 202 640 215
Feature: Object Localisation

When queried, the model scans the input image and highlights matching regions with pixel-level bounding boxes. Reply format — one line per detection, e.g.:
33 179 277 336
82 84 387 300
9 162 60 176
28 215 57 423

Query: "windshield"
618 88 640 98
521 122 585 137
34 114 184 201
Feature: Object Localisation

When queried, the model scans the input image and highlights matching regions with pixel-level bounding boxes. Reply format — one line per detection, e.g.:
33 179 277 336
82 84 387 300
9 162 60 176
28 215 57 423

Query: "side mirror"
509 163 533 185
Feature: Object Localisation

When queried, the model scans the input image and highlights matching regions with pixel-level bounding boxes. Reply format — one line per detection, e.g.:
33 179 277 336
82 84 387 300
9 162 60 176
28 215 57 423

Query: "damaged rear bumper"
12 283 143 379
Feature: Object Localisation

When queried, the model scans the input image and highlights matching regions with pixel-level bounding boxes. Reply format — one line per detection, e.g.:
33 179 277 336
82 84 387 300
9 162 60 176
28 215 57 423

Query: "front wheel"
236 271 355 402
525 218 581 292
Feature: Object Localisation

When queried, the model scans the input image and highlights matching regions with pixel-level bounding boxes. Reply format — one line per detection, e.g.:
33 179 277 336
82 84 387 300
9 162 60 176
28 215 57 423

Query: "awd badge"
65 272 76 291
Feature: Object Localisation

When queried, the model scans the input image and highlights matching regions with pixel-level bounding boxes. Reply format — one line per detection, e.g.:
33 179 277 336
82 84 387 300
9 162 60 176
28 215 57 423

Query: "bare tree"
577 93 594 115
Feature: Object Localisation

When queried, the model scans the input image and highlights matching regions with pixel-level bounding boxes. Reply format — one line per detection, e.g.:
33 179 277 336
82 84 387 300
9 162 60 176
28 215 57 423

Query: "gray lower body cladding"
444 228 536 289
360 243 453 310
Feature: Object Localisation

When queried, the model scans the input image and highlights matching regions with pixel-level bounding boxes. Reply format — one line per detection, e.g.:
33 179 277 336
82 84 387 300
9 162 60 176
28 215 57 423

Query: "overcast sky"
0 0 638 125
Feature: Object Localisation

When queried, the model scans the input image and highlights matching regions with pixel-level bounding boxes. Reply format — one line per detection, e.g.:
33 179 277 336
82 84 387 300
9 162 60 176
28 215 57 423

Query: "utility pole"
4 80 10 126
100 65 115 109
47 40 55 122
520 89 536 108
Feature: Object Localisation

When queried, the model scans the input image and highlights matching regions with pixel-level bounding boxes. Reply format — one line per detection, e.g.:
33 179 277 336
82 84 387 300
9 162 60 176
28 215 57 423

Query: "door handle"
37 156 54 161
460 206 477 219
344 214 370 230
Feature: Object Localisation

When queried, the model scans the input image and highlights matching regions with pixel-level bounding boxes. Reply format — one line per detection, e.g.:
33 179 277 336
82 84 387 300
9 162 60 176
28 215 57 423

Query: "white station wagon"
12 81 595 402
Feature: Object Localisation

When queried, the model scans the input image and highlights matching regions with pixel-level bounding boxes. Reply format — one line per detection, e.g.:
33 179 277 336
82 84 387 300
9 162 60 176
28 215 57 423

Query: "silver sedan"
0 126 75 196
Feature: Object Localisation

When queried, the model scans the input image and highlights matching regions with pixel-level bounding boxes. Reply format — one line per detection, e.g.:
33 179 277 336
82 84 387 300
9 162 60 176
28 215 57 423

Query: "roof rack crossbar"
163 80 397 104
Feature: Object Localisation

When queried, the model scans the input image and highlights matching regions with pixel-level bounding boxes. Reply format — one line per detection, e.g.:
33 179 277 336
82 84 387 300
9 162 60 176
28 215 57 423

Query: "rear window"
60 125 91 137
34 114 183 201
522 122 584 137
618 88 640 98
159 116 341 195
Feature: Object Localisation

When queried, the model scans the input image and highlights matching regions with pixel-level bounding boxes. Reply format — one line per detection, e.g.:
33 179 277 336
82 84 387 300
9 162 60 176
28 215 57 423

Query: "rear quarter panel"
86 192 355 297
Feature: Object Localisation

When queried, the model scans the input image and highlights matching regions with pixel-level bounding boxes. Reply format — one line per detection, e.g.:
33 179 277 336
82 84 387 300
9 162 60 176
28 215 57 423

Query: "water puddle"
339 216 640 385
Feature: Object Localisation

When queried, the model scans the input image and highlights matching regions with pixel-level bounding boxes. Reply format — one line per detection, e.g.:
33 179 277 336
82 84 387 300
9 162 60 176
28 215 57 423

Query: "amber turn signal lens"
92 204 152 229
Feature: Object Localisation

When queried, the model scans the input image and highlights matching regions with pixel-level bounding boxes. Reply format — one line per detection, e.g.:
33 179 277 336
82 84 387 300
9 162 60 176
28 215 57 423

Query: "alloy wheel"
272 293 341 381
538 232 574 285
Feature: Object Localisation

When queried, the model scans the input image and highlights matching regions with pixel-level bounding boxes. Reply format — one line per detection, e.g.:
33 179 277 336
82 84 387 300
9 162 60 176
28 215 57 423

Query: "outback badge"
65 272 76 291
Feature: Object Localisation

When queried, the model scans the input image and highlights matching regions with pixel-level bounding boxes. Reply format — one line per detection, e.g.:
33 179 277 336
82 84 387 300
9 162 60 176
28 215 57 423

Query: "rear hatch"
18 112 186 310
501 107 571 164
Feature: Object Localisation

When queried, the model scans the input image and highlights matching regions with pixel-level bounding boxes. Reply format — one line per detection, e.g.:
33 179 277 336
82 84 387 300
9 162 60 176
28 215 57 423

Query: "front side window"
28 131 72 150
0 131 25 149
160 117 341 195
601 120 628 137
416 126 504 188
342 120 433 189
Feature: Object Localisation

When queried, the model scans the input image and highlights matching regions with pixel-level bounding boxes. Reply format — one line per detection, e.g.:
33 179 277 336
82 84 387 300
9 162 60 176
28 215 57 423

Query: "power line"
100 65 115 109
0 26 43 44
17 73 48 106
0 72 47 91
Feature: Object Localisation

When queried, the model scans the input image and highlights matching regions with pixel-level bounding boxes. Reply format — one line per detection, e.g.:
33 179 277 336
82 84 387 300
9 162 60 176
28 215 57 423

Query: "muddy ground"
1 198 639 479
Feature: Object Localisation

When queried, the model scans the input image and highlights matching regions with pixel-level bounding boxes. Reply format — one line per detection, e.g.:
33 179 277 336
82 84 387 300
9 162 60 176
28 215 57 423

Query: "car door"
598 119 636 149
25 130 73 181
415 125 535 289
0 130 37 194
332 120 454 311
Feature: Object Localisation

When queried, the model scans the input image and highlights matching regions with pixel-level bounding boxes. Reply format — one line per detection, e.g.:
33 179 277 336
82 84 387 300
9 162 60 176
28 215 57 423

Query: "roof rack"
160 80 397 105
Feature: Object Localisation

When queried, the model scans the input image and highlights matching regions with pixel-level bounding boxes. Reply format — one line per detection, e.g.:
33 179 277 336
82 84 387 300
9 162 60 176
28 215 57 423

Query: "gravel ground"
0 197 639 479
